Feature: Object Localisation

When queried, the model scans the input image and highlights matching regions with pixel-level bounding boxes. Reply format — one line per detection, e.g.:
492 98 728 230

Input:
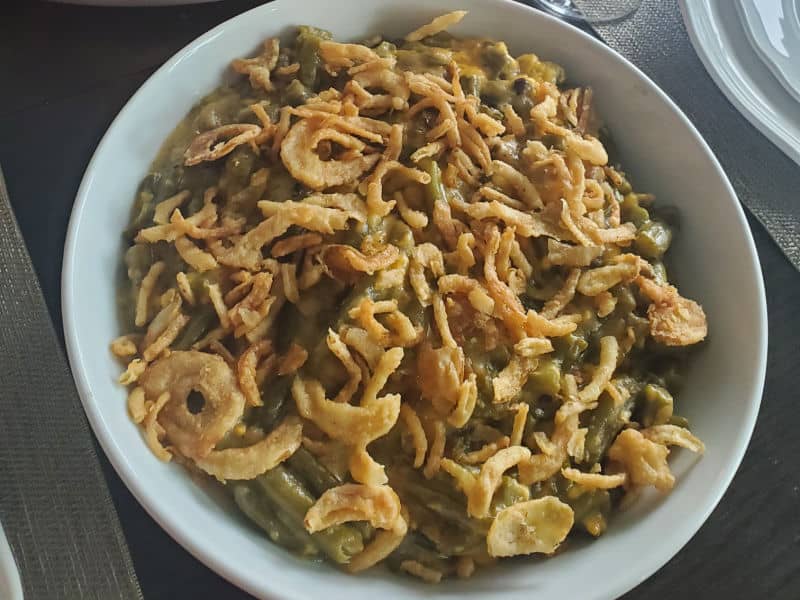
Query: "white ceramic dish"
62 0 768 598
737 0 800 104
0 524 23 600
680 0 800 167
50 0 221 6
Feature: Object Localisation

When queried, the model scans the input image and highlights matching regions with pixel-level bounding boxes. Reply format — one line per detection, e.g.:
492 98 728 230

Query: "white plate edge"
735 0 800 104
0 523 23 600
680 0 800 167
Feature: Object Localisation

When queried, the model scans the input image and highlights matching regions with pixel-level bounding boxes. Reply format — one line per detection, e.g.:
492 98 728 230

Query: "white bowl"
62 1 768 598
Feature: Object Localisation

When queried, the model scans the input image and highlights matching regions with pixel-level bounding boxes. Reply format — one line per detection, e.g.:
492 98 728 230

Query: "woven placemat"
0 167 141 599
593 0 800 270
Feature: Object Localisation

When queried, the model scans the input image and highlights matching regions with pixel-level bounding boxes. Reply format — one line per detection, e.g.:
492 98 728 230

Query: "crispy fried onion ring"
399 404 428 468
139 351 246 459
141 295 190 362
293 348 403 485
237 340 272 407
578 335 619 404
491 160 542 209
518 411 579 485
326 329 362 404
486 496 574 557
348 68 410 113
561 467 626 489
322 244 400 283
347 298 420 347
641 424 705 453
292 372 398 444
409 243 445 306
608 428 675 490
417 342 464 416
468 446 531 517
636 276 708 346
577 260 639 297
400 560 442 583
364 160 430 217
281 119 381 191
405 10 467 41
184 124 261 166
318 41 383 69
492 354 539 404
442 446 534 519
231 38 280 92
305 483 403 531
483 227 577 340
194 416 303 482
447 373 477 428
215 195 364 270
304 483 407 572
545 238 602 267
437 274 494 315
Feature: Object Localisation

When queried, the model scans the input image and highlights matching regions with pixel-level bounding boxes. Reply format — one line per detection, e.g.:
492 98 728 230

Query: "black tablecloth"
1 1 798 597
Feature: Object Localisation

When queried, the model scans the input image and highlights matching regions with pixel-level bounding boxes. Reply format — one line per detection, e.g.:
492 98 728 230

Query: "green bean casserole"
112 10 708 582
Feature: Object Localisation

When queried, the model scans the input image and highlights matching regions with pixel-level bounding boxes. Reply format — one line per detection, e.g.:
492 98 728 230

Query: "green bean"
525 358 562 397
480 42 519 80
227 170 268 220
477 104 503 124
668 415 690 428
191 91 243 132
397 45 452 68
256 375 291 430
123 243 154 284
390 466 489 535
614 285 637 315
126 189 156 235
264 164 297 201
372 41 397 58
637 383 674 427
386 533 452 572
294 275 378 391
567 486 611 537
296 26 332 88
581 379 643 465
180 270 216 305
480 79 513 107
460 74 483 97
420 157 446 214
172 305 216 350
404 111 432 155
511 93 534 122
282 79 311 107
517 53 564 84
552 332 589 370
287 446 343 496
635 220 672 259
530 393 560 422
543 133 569 151
491 476 530 514
221 146 257 192
383 214 416 252
182 189 205 216
232 483 317 555
257 466 364 564
621 193 650 226
650 261 669 285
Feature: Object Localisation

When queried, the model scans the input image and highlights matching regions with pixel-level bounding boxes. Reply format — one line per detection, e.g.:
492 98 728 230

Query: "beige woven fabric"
0 167 141 599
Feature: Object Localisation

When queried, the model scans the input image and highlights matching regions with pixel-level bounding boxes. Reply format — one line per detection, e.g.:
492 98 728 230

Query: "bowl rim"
61 1 768 598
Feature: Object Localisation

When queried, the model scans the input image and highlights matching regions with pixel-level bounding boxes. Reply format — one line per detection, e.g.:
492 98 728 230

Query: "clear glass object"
532 0 642 24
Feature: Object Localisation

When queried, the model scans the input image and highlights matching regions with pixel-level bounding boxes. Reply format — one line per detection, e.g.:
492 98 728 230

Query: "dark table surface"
2 1 799 598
